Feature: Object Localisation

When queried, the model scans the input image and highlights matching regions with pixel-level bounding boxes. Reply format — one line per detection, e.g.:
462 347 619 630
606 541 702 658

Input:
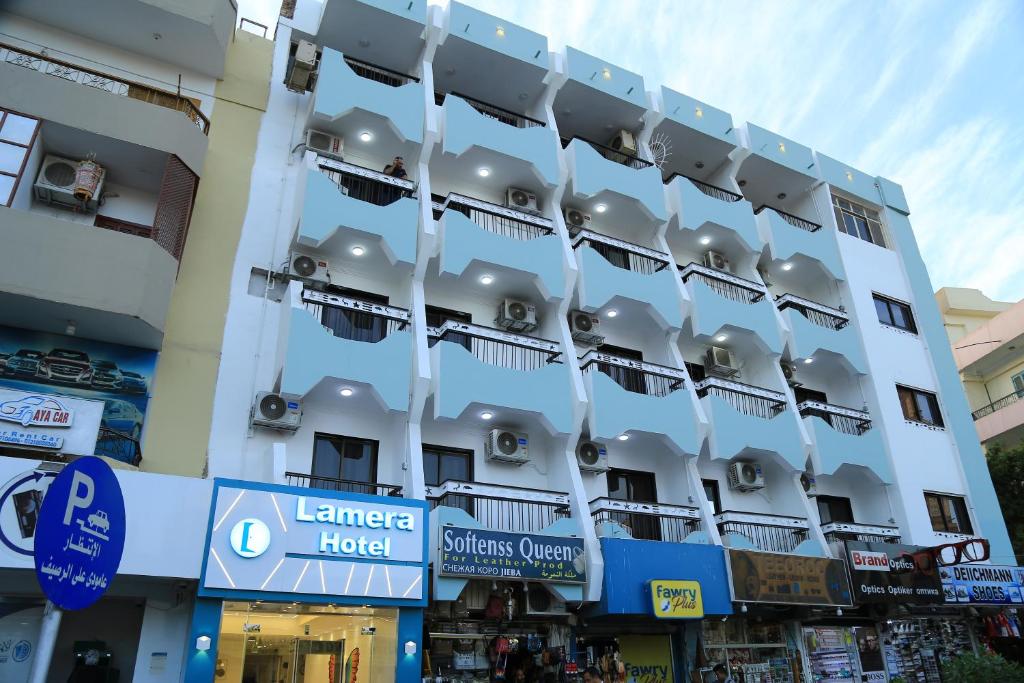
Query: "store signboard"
648 580 704 619
940 564 1024 604
727 549 852 606
846 541 944 604
438 526 586 584
0 388 102 455
200 480 428 604
618 635 673 683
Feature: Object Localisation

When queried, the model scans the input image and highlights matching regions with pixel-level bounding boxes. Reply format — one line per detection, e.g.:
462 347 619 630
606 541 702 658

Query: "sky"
238 0 1024 302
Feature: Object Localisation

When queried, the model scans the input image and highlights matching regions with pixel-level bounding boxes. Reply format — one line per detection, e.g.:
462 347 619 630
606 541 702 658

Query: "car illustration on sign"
101 400 143 439
4 349 46 377
119 371 148 395
37 349 92 386
0 395 74 427
90 360 123 390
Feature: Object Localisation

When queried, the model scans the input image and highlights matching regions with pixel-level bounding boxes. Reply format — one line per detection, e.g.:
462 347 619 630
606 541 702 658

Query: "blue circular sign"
33 457 126 610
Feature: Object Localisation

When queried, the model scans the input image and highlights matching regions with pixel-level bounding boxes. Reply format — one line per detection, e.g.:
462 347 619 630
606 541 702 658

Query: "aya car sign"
0 388 102 455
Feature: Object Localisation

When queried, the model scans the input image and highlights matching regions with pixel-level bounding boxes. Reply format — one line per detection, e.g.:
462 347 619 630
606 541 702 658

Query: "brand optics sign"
940 564 1024 604
0 388 102 454
846 541 944 604
439 526 586 584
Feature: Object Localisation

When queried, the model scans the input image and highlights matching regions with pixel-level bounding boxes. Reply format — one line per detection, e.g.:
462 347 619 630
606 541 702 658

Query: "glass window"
0 109 39 208
817 495 854 524
0 113 37 145
422 444 473 486
897 385 944 427
924 493 973 534
702 479 721 514
1011 372 1024 395
607 469 660 541
832 193 886 247
873 294 916 333
310 433 378 492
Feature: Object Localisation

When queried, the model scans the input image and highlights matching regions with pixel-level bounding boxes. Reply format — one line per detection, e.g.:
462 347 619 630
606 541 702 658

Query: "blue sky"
242 0 1024 301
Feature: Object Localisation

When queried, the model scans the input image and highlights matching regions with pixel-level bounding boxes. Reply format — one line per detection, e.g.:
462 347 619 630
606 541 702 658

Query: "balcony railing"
590 497 701 543
664 172 743 203
695 377 787 420
94 427 142 466
572 228 670 274
286 472 403 497
428 320 562 370
797 400 872 436
755 205 822 233
1 43 210 134
302 289 410 343
972 389 1024 420
343 55 419 87
427 480 571 533
562 136 653 170
715 510 809 554
678 262 767 304
579 349 686 398
440 193 554 240
316 156 415 207
821 521 901 545
435 91 545 129
776 293 850 331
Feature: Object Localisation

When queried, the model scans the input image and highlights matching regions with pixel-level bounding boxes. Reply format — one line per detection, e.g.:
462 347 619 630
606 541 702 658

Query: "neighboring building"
938 287 1024 449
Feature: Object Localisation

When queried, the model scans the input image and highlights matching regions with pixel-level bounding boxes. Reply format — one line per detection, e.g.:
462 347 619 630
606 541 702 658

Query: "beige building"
938 286 1024 448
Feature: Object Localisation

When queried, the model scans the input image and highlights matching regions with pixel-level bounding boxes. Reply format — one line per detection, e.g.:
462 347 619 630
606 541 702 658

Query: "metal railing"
696 377 787 419
316 157 415 207
562 136 653 170
343 55 419 87
436 91 545 129
1 43 210 134
427 480 571 533
755 205 822 233
821 522 902 545
442 193 553 240
579 350 686 398
972 389 1024 420
429 320 562 370
590 497 701 542
797 400 872 435
94 427 142 466
678 262 766 304
239 18 269 38
572 229 670 274
302 290 409 343
715 511 809 554
775 293 850 331
285 472 402 497
664 172 743 202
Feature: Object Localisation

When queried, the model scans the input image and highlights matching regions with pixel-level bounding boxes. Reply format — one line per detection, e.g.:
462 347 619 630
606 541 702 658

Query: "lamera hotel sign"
439 526 586 584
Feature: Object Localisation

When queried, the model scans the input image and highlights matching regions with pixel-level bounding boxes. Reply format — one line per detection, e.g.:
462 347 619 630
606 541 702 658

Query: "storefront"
941 562 1024 664
185 479 428 683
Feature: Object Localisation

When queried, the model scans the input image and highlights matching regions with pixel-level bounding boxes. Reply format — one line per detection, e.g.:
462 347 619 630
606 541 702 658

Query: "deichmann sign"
439 526 585 583
846 541 944 604
0 388 102 455
727 549 852 606
200 480 428 603
648 580 704 619
941 564 1024 604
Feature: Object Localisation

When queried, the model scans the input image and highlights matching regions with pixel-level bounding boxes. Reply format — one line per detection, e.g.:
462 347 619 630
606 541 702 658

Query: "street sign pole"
26 600 62 683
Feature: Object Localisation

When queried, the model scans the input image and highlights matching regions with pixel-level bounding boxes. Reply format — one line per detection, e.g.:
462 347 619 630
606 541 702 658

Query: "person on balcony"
383 155 407 179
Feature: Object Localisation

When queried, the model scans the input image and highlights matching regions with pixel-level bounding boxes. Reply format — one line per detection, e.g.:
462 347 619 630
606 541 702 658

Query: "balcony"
279 288 412 412
428 321 574 434
286 472 403 497
579 350 702 455
435 194 564 300
295 157 418 268
665 173 761 253
427 480 570 533
679 263 784 354
716 511 823 556
776 294 866 373
821 521 901 545
563 138 667 223
798 401 892 482
590 497 704 543
437 92 559 187
696 377 806 469
756 205 844 280
737 124 817 209
573 231 682 329
972 389 1024 446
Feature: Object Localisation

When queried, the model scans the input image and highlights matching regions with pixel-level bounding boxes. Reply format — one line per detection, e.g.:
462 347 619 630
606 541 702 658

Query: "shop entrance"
213 601 399 683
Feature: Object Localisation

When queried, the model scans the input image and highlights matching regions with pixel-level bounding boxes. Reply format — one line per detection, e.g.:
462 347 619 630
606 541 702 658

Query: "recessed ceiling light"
617 434 629 441
699 236 712 245
340 387 354 397
359 131 373 142
350 245 365 256
480 411 494 420
602 68 612 80
479 274 494 285
695 161 705 169
738 179 747 187
803 358 814 364
694 107 703 119
477 167 491 177
594 203 607 213
715 334 728 343
495 26 505 37
152 33 162 41
777 192 787 200
781 262 793 271
518 92 529 101
606 309 618 318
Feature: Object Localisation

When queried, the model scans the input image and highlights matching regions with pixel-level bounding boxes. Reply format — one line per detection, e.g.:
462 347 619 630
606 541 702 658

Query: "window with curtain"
425 305 472 350
596 344 647 394
0 109 40 207
422 444 474 515
310 433 379 493
924 493 973 534
896 385 944 427
607 468 660 540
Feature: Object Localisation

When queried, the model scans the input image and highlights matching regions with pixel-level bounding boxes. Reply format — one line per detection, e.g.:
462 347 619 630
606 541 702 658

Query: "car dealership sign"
0 389 102 455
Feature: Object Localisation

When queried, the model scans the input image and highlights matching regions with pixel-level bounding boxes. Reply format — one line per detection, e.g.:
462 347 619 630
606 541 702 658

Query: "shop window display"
880 617 974 683
697 620 796 683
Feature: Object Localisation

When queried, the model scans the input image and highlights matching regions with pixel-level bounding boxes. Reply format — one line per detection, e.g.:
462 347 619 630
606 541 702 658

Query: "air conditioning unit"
569 310 604 346
251 391 303 431
286 39 318 92
780 361 801 387
34 155 105 213
525 584 567 616
289 251 330 284
703 250 730 271
801 472 819 497
576 440 609 473
609 129 638 156
485 429 529 465
563 207 591 233
459 581 490 611
305 129 344 161
496 298 537 333
704 346 738 377
505 187 539 214
728 461 765 492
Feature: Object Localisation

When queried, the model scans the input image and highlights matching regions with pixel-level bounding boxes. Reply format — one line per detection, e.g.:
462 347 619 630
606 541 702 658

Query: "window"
816 495 854 524
0 109 40 207
924 493 973 534
320 286 390 343
794 387 828 404
685 361 706 383
873 294 917 333
897 385 944 427
702 479 722 515
425 305 472 350
422 444 473 486
1011 371 1024 395
832 193 886 247
310 433 378 493
607 469 660 540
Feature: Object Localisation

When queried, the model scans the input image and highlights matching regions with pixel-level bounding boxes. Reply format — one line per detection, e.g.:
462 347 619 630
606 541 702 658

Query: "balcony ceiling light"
350 245 366 256
699 236 712 245
694 106 703 119
495 26 506 38
738 179 747 187
803 357 814 364
479 274 494 285
340 387 354 397
617 434 629 441
477 167 491 177
594 203 607 213
695 161 705 169
715 334 728 343
602 68 612 80
359 131 373 143
776 192 787 200
781 262 793 271
480 411 494 420
606 309 618 318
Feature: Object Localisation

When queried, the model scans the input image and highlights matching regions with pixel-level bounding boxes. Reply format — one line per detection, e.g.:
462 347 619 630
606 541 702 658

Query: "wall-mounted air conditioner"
505 187 539 214
289 251 330 285
563 207 591 233
305 129 343 161
286 39 318 92
728 461 765 492
705 346 738 377
251 391 303 431
525 584 567 616
496 299 537 333
703 250 730 272
34 155 105 213
485 429 529 464
569 310 604 346
609 129 638 156
575 440 609 473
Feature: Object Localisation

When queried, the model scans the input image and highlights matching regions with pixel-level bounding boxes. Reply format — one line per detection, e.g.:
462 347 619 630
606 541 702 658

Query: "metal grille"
438 92 545 129
972 389 1024 420
680 266 765 304
318 163 413 207
343 55 419 87
824 530 901 545
697 381 786 419
592 509 700 542
776 298 849 330
717 519 807 553
431 327 562 370
755 205 822 232
152 155 198 261
798 403 871 435
445 200 552 240
94 427 141 466
94 215 152 238
665 173 742 202
303 299 408 343
279 0 296 18
573 234 669 274
430 491 570 534
563 136 653 170
285 472 402 497
580 359 684 398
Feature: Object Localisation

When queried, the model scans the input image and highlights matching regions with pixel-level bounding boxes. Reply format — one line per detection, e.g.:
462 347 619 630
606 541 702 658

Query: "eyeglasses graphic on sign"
890 538 990 575
230 518 271 558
